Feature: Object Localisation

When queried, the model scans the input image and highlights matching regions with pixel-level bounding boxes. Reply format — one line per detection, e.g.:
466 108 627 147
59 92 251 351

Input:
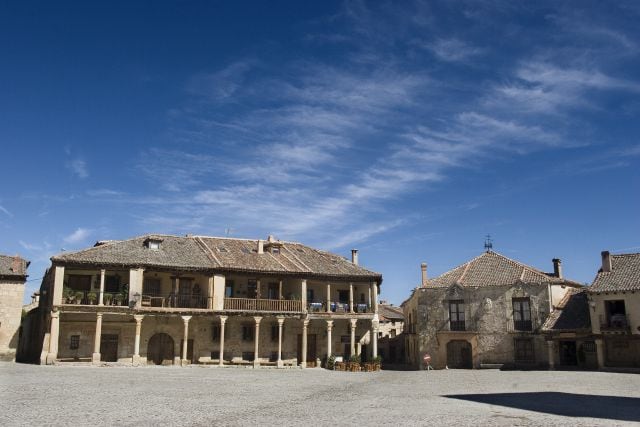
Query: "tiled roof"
589 253 640 293
378 304 405 321
51 234 382 280
542 288 591 332
426 251 577 288
0 254 29 279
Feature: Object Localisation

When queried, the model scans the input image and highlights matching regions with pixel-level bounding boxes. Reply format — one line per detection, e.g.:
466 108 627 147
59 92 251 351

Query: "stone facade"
0 255 29 361
403 252 581 370
24 234 382 368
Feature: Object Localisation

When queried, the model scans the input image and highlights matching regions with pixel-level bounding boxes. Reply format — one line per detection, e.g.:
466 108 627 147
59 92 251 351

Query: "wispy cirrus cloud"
424 38 485 63
66 158 88 179
63 228 92 245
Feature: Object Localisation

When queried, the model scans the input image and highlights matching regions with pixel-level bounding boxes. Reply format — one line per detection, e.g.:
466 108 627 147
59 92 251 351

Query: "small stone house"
587 251 640 368
402 251 581 369
0 254 29 361
377 302 405 365
26 234 382 367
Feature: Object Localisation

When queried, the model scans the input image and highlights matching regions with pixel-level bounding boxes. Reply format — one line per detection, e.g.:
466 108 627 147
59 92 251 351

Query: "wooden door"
297 334 317 367
148 333 175 365
100 334 119 362
446 340 472 369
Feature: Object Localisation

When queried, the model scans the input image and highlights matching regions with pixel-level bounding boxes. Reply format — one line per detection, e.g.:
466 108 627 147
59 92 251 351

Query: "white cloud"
425 38 484 62
0 205 12 217
63 228 92 245
66 158 88 179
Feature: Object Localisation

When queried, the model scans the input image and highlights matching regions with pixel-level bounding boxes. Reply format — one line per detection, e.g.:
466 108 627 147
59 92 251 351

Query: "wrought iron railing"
600 314 630 330
224 298 302 312
141 293 208 309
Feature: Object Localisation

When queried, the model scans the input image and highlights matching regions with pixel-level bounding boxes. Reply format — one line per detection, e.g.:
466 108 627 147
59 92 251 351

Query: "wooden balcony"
223 298 303 313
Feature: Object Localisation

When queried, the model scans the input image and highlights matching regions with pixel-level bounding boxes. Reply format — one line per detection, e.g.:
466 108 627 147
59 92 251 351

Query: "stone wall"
0 280 26 361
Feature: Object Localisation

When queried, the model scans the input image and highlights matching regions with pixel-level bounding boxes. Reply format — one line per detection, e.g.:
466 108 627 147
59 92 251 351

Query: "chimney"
552 258 562 279
601 251 612 272
421 262 427 287
11 256 21 274
351 249 359 265
257 240 264 254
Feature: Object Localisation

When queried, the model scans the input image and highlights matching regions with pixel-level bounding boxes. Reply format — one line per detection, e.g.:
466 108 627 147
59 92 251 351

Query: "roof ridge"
487 251 556 282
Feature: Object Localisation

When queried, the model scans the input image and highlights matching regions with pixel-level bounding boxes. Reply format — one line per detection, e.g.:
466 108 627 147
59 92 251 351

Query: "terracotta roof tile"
542 288 591 332
589 253 640 293
0 254 29 279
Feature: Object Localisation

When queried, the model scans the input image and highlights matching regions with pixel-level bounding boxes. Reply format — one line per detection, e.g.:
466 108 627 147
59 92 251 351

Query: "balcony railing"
141 293 208 309
224 298 302 312
600 314 630 331
308 302 371 313
507 318 536 333
450 320 466 331
62 290 129 306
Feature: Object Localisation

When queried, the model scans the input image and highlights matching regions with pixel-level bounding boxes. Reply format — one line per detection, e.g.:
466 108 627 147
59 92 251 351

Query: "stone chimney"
351 249 359 265
601 251 612 272
257 240 264 254
421 262 427 287
552 258 562 279
11 256 21 274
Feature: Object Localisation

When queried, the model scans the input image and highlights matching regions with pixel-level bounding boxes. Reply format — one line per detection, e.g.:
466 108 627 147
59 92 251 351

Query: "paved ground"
1 363 639 426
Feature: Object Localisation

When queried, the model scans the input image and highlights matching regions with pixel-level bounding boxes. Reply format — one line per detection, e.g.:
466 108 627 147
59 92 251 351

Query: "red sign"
423 354 431 363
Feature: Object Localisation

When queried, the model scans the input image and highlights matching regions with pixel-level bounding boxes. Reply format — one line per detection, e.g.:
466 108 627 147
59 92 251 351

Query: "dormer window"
145 238 162 250
271 247 280 255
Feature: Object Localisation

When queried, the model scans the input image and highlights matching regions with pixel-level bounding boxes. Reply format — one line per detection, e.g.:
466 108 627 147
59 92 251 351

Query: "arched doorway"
147 333 175 365
446 340 472 369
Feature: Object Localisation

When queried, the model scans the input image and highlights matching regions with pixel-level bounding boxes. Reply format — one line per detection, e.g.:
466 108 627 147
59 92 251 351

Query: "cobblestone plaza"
2 363 639 426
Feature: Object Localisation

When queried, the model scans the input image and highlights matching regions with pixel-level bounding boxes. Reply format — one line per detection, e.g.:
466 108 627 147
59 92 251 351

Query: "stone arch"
147 333 175 365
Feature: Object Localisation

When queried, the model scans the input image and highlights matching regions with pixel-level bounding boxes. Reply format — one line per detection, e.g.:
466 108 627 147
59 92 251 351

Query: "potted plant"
75 291 84 304
348 354 361 372
326 354 336 370
87 292 97 305
114 293 123 306
104 293 113 305
372 355 382 371
63 288 75 304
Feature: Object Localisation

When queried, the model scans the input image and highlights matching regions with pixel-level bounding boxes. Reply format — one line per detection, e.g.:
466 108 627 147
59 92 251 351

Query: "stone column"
207 276 214 309
277 317 285 368
256 279 261 299
326 283 331 313
253 316 262 368
372 320 378 358
181 315 191 366
46 310 60 364
218 316 227 366
98 269 106 306
301 319 309 368
326 320 333 358
92 312 103 364
547 341 555 370
368 287 372 310
52 266 65 306
350 318 357 357
133 315 144 365
349 283 354 313
371 282 378 314
279 280 283 300
595 338 605 369
301 279 307 312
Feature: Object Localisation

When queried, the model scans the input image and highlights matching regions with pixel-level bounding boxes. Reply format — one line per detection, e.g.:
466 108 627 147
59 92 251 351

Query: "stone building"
402 251 581 369
377 302 405 365
27 234 382 367
0 254 29 361
587 251 640 368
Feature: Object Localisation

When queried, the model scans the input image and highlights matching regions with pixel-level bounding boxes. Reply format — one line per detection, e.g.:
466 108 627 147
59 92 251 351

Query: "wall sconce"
588 300 596 311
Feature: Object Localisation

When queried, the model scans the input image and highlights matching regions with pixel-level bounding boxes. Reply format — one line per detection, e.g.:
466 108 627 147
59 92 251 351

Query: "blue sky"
1 1 639 304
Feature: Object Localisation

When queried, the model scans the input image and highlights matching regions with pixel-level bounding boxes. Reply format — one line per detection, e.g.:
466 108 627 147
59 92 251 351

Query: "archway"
446 340 472 369
147 333 175 365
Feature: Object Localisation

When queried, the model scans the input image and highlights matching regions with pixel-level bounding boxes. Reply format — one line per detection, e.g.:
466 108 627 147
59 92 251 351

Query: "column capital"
181 315 192 323
277 316 285 325
253 316 263 324
219 315 228 323
100 268 106 274
350 318 358 328
96 312 103 319
51 310 60 319
302 319 310 328
134 314 144 323
326 320 334 328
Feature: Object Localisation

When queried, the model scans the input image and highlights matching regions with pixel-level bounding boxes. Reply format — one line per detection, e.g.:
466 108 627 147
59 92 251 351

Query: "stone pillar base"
92 353 101 364
253 361 261 368
299 362 306 369
277 360 284 368
181 359 189 367
45 354 56 365
132 355 141 366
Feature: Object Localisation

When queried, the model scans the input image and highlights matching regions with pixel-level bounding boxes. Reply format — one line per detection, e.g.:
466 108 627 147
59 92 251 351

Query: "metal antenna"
484 235 493 252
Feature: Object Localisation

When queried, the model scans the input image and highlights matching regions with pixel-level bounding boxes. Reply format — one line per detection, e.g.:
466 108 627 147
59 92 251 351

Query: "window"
145 238 162 250
338 290 349 304
211 324 220 341
225 280 234 298
449 300 465 331
271 247 280 254
268 283 279 300
307 289 314 302
70 335 80 350
360 293 365 303
512 298 532 331
105 275 120 293
514 338 534 363
247 280 257 298
143 278 161 296
67 275 91 291
242 325 254 341
271 325 279 342
605 300 627 328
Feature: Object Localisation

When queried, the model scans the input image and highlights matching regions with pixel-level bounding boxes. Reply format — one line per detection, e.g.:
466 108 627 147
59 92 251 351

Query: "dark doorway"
446 340 472 369
559 341 578 366
180 339 195 363
100 334 119 362
297 334 317 367
148 333 175 365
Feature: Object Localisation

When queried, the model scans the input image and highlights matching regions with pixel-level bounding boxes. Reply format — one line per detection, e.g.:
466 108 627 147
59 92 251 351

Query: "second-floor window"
449 300 465 331
247 280 257 298
211 325 220 341
242 325 254 341
225 280 234 298
513 297 532 331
